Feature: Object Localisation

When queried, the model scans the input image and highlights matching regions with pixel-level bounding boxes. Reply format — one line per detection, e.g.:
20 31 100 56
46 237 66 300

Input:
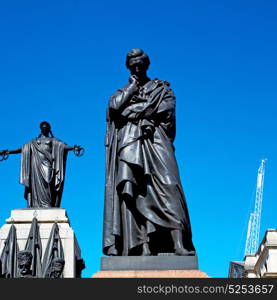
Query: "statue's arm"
109 87 135 111
155 87 176 141
0 148 21 155
0 147 21 161
65 145 84 157
109 77 139 111
156 87 176 117
65 145 75 151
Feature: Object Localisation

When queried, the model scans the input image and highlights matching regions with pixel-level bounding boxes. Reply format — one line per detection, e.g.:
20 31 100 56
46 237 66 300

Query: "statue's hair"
125 48 150 69
39 121 54 137
40 121 51 129
18 250 33 264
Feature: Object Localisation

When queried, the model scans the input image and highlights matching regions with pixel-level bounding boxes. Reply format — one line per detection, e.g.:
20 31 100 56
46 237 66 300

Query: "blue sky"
0 0 276 277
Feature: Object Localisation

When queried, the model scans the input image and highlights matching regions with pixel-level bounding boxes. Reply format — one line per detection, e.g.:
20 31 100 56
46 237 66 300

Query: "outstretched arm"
65 146 75 151
0 148 21 155
0 148 21 161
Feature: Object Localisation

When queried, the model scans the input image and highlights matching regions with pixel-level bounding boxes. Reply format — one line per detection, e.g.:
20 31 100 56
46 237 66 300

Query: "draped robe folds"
42 223 64 278
0 224 18 278
20 138 68 208
103 78 195 256
25 217 42 277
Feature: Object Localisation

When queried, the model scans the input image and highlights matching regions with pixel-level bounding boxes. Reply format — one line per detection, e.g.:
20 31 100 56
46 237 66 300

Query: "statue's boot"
171 229 195 256
107 245 118 256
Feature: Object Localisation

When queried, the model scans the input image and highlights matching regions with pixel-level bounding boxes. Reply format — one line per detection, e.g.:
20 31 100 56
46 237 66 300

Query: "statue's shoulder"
153 79 175 101
143 79 173 98
52 137 60 142
21 138 37 151
52 137 66 146
154 79 174 94
28 138 38 145
152 78 171 87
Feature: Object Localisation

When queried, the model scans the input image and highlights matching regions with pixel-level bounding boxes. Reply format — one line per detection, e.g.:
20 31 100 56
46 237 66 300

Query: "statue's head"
49 257 65 278
18 250 32 275
126 48 150 78
39 121 53 137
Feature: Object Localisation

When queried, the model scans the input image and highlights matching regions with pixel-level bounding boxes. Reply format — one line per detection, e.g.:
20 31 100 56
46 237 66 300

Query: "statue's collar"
142 78 162 94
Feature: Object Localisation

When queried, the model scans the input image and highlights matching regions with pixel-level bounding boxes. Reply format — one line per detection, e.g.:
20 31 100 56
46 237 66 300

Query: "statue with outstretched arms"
0 121 84 208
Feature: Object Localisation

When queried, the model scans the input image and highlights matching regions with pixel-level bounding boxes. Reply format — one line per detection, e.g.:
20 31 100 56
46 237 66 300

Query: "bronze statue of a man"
0 121 84 208
103 49 196 256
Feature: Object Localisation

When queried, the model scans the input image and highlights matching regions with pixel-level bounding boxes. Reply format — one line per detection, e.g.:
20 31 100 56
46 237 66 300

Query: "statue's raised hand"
129 75 139 89
73 145 85 157
0 150 9 161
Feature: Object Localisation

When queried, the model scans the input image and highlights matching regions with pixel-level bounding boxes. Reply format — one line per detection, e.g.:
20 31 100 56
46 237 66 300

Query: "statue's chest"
138 86 151 100
37 138 52 151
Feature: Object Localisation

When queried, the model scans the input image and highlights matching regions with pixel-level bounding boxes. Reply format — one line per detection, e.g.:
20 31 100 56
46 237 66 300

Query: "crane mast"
244 159 267 256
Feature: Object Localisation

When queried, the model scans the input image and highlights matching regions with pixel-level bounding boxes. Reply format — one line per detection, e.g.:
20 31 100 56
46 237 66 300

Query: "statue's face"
41 124 51 136
19 258 31 275
128 57 148 78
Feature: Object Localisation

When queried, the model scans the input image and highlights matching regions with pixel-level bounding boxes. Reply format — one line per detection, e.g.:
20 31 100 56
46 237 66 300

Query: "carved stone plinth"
0 208 84 278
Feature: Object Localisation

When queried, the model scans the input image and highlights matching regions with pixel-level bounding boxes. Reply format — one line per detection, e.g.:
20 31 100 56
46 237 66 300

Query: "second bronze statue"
0 121 84 208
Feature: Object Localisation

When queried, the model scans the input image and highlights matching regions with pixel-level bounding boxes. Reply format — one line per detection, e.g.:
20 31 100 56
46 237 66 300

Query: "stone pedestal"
101 255 198 270
93 256 209 278
0 208 83 278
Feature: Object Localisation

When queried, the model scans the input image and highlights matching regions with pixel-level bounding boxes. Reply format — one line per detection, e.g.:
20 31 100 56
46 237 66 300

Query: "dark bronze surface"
0 121 84 208
17 250 33 278
0 224 18 278
42 222 64 278
103 49 196 257
25 217 42 277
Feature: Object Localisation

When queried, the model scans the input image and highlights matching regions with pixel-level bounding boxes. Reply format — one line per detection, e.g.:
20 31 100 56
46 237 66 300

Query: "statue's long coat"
103 78 195 255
